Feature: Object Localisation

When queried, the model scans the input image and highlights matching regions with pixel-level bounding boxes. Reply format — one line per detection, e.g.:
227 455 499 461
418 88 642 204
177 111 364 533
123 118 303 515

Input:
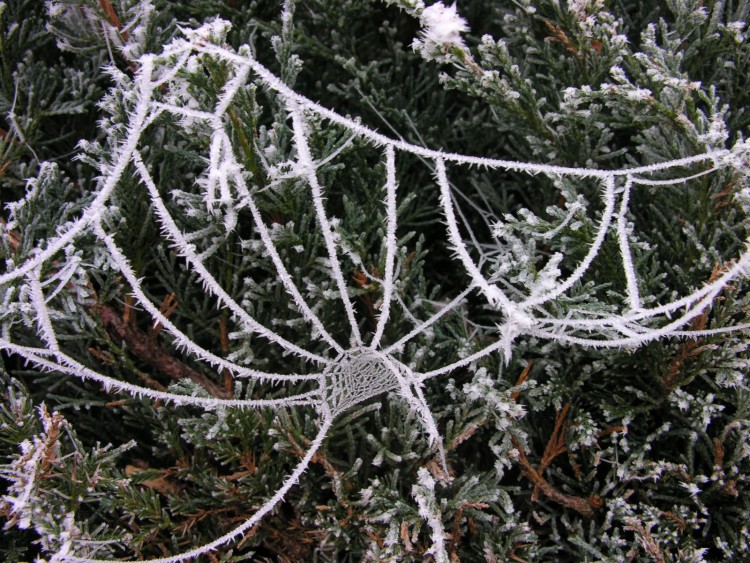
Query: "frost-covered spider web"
2 18 750 563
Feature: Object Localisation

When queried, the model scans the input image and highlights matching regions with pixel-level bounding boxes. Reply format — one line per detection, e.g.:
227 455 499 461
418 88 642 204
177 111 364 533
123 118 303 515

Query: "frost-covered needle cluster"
412 1 470 62
1 15 749 563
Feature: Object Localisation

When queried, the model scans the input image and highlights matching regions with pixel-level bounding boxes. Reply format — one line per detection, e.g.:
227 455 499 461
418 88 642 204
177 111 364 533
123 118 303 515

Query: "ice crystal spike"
1 18 749 562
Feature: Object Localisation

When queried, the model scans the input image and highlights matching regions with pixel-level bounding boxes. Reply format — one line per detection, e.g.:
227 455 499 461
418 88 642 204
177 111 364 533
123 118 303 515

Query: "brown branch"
711 435 739 496
353 269 380 332
399 521 413 552
221 451 257 482
99 0 140 74
660 333 706 394
148 293 177 341
125 464 181 496
219 316 234 396
283 428 357 507
713 437 725 468
449 501 489 560
3 225 21 254
511 436 601 518
122 294 135 325
711 180 734 212
508 363 601 516
0 126 23 149
624 517 665 563
537 404 569 475
100 0 129 41
661 510 686 534
450 506 463 561
99 304 231 399
508 544 532 563
531 403 570 502
661 263 728 394
596 425 627 439
447 419 484 451
511 360 533 401
545 21 579 58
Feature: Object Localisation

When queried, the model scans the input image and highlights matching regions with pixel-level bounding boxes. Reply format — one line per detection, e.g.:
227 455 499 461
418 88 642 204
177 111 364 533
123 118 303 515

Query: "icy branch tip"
413 2 469 63
181 18 232 44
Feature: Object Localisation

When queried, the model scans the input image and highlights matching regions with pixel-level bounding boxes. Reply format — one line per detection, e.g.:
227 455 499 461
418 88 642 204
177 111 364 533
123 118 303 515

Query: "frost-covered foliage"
1 0 749 561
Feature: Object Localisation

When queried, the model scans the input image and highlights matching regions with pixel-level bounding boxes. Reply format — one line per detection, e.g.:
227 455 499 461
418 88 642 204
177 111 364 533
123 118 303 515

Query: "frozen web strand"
370 144 399 350
532 252 750 344
190 38 747 348
93 223 316 383
615 176 642 311
0 55 159 288
435 157 516 313
0 339 321 410
129 152 331 365
1 19 749 562
198 41 729 177
21 266 320 408
289 106 364 347
134 110 343 359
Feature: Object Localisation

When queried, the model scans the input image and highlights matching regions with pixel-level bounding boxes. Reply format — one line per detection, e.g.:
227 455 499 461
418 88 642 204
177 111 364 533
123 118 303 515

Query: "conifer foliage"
1 0 749 561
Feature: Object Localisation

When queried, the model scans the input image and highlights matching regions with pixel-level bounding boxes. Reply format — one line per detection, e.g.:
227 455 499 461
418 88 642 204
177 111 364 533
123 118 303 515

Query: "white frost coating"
289 107 364 347
28 268 60 353
413 467 449 563
615 177 641 311
413 1 469 63
2 437 44 530
47 512 79 563
2 405 59 531
419 2 468 45
370 145 399 349
1 18 748 562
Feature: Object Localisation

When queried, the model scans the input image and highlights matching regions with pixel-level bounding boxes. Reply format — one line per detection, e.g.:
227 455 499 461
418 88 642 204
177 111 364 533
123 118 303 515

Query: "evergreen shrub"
1 0 749 561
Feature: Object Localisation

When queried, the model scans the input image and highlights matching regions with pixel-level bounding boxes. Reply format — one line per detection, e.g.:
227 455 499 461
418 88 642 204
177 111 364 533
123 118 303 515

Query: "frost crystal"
413 467 448 563
412 2 469 62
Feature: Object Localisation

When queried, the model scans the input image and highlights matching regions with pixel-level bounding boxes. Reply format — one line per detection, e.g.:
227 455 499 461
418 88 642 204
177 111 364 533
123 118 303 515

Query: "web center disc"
322 349 400 416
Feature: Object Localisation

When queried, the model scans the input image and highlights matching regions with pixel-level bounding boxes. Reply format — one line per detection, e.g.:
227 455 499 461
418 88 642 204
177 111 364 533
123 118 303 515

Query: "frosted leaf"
1 16 749 562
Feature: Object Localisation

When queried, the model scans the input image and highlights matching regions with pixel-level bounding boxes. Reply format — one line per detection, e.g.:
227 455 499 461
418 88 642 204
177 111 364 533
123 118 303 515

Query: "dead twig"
100 0 128 41
99 304 231 399
624 517 665 563
511 435 601 518
533 403 570 501
661 263 728 394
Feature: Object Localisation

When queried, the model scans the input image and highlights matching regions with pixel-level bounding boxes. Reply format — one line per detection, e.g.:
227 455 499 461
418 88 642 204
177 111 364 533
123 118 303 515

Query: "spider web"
2 19 750 562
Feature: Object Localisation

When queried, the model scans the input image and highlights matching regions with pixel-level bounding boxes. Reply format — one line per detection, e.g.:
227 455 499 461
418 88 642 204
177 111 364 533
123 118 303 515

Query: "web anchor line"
1 20 748 562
